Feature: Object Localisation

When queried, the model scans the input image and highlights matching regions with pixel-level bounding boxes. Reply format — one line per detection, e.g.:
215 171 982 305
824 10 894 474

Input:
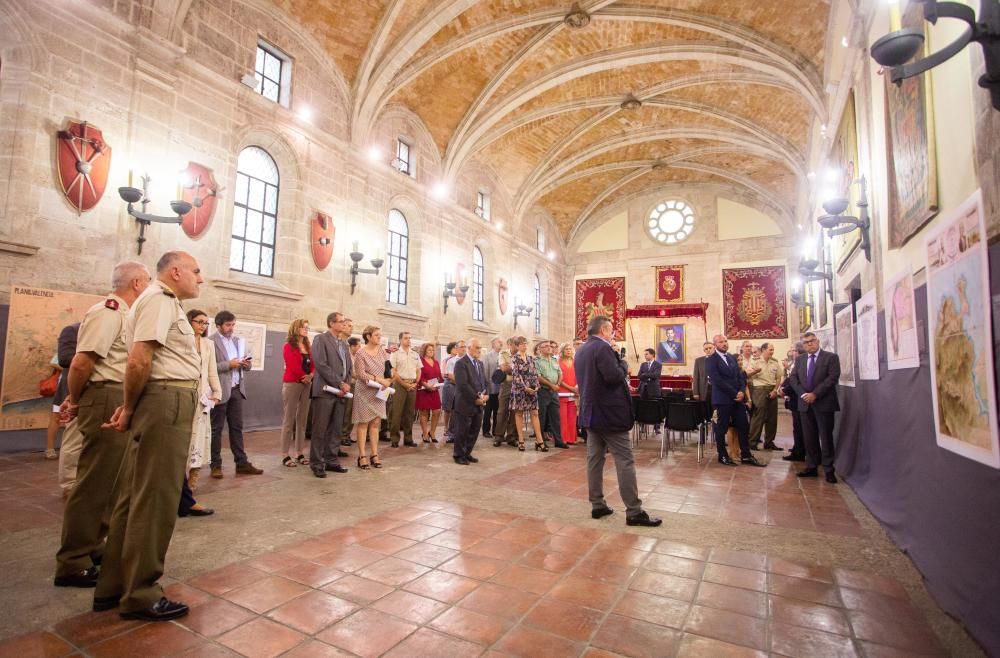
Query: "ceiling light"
824 167 841 183
547 251 555 260
495 221 504 230
432 182 449 200
296 104 313 122
366 146 382 162
841 35 850 48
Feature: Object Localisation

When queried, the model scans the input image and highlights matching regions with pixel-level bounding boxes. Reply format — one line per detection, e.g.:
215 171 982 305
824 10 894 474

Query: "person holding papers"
352 325 393 469
416 342 442 443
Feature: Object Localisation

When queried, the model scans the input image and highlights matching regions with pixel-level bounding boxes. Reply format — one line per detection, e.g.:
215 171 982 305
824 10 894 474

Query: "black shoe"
797 468 819 478
180 507 215 517
493 440 501 447
91 553 103 567
337 450 349 458
120 597 189 622
782 453 806 461
466 456 479 463
554 441 569 449
626 511 663 527
325 464 349 473
763 443 779 451
312 470 327 478
341 439 352 446
454 457 470 465
93 595 118 612
483 432 493 439
591 506 614 519
404 441 417 447
718 455 737 466
740 456 767 467
54 566 99 588
391 442 399 448
825 472 838 484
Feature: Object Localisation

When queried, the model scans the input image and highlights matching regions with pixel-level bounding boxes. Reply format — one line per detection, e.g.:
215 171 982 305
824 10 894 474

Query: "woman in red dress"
557 342 578 445
415 342 442 443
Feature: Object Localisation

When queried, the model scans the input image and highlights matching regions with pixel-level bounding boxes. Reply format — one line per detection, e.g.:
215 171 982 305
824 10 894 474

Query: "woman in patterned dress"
509 335 547 452
352 325 392 469
415 342 442 443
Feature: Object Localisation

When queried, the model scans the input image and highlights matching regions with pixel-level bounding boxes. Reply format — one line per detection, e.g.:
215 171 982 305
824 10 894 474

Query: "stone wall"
0 0 568 348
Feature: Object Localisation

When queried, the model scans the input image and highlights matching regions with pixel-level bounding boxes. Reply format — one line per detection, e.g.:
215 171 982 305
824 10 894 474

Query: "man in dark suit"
691 341 714 402
637 349 662 400
309 311 351 478
785 331 841 483
452 338 488 465
704 334 766 467
575 316 661 527
209 311 262 477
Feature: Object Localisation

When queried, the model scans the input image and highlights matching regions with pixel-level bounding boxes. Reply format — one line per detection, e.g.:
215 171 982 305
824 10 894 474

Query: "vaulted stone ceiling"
279 0 829 240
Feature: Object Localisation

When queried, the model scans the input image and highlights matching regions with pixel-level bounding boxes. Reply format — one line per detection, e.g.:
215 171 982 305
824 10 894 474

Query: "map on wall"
925 189 999 468
1 286 103 431
884 267 920 370
814 326 835 353
835 305 856 387
856 289 880 381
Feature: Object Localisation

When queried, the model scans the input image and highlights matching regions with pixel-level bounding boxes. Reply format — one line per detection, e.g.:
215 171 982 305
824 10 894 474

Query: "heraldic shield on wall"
497 278 509 316
55 120 112 213
722 266 788 339
655 265 684 303
179 162 219 238
311 211 335 271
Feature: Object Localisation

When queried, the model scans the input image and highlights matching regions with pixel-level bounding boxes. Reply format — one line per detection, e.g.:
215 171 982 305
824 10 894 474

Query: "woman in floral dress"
509 336 547 452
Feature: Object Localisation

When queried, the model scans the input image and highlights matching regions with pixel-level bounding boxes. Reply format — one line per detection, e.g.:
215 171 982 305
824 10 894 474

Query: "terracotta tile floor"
481 435 865 538
1 496 947 657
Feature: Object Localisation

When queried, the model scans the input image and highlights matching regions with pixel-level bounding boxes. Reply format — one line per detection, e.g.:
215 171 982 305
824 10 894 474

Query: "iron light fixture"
118 174 191 255
442 274 469 314
817 175 872 262
349 243 383 295
513 298 533 330
871 0 1000 110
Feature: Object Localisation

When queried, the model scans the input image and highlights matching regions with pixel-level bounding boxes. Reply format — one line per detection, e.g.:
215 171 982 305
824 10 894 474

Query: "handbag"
39 368 59 398
490 368 505 385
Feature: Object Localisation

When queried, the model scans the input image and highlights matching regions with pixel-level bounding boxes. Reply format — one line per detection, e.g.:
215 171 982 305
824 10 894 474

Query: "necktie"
806 354 816 389
475 360 483 389
337 339 346 376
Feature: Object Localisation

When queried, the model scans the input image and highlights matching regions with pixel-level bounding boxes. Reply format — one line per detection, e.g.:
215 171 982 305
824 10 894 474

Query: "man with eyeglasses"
309 312 351 477
209 311 263 478
785 331 841 483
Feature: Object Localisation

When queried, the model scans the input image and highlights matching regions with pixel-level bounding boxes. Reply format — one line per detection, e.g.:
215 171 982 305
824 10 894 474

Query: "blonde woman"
352 325 391 469
281 318 313 467
186 309 221 490
558 343 579 445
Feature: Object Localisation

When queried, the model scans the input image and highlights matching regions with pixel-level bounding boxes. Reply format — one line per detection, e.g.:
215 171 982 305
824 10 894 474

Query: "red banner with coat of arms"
575 277 626 340
722 266 787 339
654 265 684 303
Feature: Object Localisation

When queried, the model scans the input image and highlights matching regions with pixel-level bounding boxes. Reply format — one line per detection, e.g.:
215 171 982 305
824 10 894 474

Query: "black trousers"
800 407 836 472
310 396 346 473
452 407 483 460
537 389 561 442
790 409 805 457
177 477 196 516
713 403 751 459
482 393 499 434
210 386 248 468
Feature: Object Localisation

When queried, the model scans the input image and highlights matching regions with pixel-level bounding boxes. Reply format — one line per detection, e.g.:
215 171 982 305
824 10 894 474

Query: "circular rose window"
648 200 694 244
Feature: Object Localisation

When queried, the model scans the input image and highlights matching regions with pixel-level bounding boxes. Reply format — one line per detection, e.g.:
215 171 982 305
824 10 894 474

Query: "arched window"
231 146 279 277
533 274 541 334
472 247 484 321
386 209 409 304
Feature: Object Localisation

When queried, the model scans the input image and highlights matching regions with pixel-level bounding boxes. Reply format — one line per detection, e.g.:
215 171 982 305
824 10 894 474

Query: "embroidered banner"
722 266 787 339
654 265 684 303
575 277 626 340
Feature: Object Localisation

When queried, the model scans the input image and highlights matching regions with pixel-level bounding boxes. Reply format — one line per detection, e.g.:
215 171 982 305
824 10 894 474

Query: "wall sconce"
118 173 191 255
798 258 832 287
442 273 470 314
349 241 383 295
870 0 1000 110
817 175 872 262
513 297 533 329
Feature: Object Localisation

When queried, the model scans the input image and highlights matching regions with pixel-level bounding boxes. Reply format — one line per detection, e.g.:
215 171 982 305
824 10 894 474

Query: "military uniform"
388 347 420 445
94 281 199 613
493 349 518 445
54 294 130 578
748 356 783 449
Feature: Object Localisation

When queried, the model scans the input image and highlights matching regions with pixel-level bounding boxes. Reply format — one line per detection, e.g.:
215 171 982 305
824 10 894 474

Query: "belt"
401 378 417 382
146 380 199 389
88 381 123 389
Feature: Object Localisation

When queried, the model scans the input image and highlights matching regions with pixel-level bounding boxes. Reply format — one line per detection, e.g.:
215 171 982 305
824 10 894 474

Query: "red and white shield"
311 212 335 270
56 120 111 213
179 162 219 238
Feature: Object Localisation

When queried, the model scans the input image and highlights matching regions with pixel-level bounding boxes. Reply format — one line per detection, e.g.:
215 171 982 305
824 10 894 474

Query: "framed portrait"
655 323 686 365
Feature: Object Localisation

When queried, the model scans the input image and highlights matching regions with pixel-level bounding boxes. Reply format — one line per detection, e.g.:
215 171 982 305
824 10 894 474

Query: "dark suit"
452 355 486 461
704 351 752 460
574 336 642 517
210 333 249 468
785 350 840 473
637 359 662 400
310 331 352 473
691 355 710 401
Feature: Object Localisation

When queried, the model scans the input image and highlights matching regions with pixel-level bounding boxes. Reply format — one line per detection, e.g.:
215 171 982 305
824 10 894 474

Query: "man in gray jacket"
210 311 262 478
309 312 352 477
